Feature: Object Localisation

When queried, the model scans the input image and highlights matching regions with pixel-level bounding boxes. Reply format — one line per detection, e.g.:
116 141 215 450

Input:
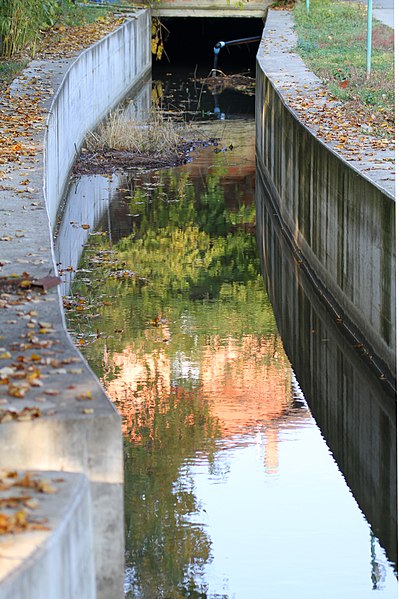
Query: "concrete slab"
147 0 268 18
153 7 267 18
0 470 95 599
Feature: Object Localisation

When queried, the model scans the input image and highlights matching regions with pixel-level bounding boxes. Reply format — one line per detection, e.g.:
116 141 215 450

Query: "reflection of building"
103 333 312 477
200 335 292 438
105 345 171 439
264 427 279 475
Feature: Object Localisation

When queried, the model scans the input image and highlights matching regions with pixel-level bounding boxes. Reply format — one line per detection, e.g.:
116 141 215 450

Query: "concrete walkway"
370 0 394 28
343 0 394 27
0 11 152 597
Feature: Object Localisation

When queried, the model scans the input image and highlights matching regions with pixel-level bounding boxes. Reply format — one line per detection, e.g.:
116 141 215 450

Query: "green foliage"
0 0 105 58
67 166 275 368
57 2 111 27
0 0 60 57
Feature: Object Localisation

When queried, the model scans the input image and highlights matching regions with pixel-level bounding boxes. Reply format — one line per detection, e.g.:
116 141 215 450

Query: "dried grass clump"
85 109 183 157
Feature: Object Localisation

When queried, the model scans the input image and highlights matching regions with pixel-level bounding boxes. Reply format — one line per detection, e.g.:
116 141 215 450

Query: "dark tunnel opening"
153 17 264 74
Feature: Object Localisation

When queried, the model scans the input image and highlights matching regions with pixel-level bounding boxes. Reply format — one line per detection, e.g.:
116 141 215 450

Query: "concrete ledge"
144 0 267 18
0 10 152 598
0 471 95 599
153 7 266 17
255 10 396 381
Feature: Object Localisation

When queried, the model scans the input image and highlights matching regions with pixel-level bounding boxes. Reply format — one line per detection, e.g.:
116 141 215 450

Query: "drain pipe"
212 91 225 120
212 35 261 75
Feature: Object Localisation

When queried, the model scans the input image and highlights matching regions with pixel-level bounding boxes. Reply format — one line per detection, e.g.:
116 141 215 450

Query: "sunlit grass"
57 3 111 27
294 0 394 134
0 58 27 86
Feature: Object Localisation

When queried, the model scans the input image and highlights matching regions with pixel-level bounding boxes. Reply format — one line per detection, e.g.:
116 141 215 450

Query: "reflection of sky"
184 402 397 599
171 350 200 385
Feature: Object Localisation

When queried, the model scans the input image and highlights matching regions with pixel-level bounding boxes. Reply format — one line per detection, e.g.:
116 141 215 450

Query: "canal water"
56 67 397 598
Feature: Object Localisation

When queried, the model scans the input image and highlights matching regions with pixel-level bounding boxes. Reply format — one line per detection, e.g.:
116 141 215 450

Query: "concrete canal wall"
46 11 151 228
256 184 397 566
1 472 96 599
256 11 396 381
0 10 151 599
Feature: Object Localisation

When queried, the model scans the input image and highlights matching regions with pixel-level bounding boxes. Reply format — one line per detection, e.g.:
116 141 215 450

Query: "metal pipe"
212 35 261 75
366 0 373 77
218 35 262 48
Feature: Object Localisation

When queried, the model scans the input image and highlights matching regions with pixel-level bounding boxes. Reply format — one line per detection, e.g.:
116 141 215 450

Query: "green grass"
56 3 111 27
294 0 394 131
0 58 28 87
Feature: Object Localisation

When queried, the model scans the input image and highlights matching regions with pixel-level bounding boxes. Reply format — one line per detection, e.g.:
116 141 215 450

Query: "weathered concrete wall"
46 10 151 227
256 180 397 567
54 77 152 296
256 12 396 380
0 10 152 599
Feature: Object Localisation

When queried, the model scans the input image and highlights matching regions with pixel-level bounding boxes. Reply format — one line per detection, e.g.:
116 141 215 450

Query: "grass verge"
0 58 28 87
293 0 394 138
54 3 111 28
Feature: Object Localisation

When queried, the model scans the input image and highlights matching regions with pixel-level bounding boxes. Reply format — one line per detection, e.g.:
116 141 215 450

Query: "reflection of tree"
68 161 281 598
68 166 275 371
122 359 221 598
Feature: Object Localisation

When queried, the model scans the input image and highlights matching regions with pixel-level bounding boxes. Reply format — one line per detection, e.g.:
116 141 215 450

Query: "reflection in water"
59 73 397 598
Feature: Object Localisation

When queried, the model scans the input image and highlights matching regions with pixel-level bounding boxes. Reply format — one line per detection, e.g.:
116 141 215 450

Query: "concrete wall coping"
0 471 95 599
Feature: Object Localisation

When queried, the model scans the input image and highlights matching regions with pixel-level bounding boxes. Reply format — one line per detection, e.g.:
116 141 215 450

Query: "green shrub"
0 0 72 57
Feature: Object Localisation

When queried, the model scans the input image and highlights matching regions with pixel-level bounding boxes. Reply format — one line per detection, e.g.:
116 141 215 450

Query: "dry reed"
85 109 184 157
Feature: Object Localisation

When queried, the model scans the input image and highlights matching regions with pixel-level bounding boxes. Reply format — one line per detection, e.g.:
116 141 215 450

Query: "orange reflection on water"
201 334 292 437
104 333 293 456
105 347 172 441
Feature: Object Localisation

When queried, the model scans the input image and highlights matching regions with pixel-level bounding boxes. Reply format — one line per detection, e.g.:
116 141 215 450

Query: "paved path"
344 0 394 27
361 0 394 28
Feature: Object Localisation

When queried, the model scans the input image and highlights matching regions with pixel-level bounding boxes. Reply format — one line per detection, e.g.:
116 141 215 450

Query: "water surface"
59 71 397 598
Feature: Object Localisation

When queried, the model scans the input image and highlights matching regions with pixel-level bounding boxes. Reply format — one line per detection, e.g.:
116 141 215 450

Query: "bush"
0 0 71 57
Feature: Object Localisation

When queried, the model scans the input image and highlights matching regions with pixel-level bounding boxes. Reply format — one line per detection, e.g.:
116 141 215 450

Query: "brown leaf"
31 276 61 291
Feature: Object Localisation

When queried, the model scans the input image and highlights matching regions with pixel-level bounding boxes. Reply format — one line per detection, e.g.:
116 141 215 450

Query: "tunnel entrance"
153 17 264 72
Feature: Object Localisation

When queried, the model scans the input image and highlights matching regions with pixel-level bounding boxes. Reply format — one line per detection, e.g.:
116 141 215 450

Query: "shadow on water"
256 171 397 570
